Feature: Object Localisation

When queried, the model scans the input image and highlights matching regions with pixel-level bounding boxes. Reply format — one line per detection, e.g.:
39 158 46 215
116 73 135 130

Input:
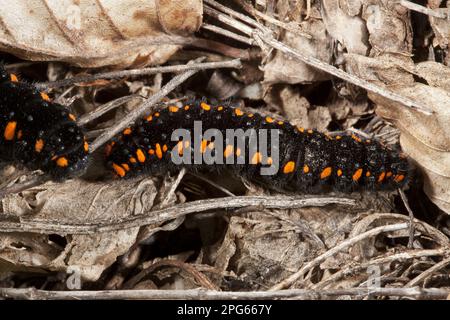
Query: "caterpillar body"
0 66 89 180
105 100 409 193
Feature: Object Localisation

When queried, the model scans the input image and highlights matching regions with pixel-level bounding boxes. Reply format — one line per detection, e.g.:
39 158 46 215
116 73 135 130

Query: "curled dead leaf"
0 177 178 281
0 0 202 68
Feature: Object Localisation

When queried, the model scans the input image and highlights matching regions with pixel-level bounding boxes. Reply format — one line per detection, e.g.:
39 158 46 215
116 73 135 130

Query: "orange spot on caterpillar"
40 92 50 102
366 171 371 177
163 144 168 152
123 128 132 135
320 167 332 179
129 157 137 163
154 112 160 117
4 121 17 141
35 139 44 153
56 157 69 168
84 141 89 152
168 106 179 113
121 163 130 171
386 171 393 177
184 105 190 111
155 143 163 159
224 145 234 158
10 74 18 82
177 141 184 155
112 163 126 177
248 113 254 118
148 149 155 155
266 157 273 165
17 130 22 139
351 134 362 143
303 165 310 173
235 147 241 156
136 149 146 163
307 129 313 134
394 174 405 183
217 106 224 111
235 108 244 116
352 168 363 181
69 113 76 121
283 161 295 174
297 127 305 133
378 172 386 182
201 140 208 153
146 115 153 122
201 102 211 111
278 121 284 125
251 152 262 165
337 169 343 177
265 116 274 123
336 135 342 140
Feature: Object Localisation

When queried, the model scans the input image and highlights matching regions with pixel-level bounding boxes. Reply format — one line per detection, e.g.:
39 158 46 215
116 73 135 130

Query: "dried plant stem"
202 24 254 45
78 95 144 126
89 58 206 152
406 256 450 286
122 259 219 290
399 188 415 248
0 196 355 235
38 59 243 89
269 223 409 291
204 0 433 115
311 248 448 289
255 31 433 115
0 174 49 200
1 286 448 300
399 0 448 19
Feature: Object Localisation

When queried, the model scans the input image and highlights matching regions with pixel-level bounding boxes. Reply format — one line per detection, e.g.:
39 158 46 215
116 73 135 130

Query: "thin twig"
0 196 355 235
399 188 415 248
204 0 271 34
122 259 219 290
406 256 450 287
187 172 236 197
201 24 254 45
78 95 144 126
269 223 409 291
88 58 206 152
399 0 448 19
255 31 433 115
204 0 434 115
0 286 448 300
311 248 448 289
0 174 49 200
37 59 243 89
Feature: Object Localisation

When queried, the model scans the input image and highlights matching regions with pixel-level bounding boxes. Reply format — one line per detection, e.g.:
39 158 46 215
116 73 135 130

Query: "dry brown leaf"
0 177 178 281
371 81 450 214
415 61 450 92
344 49 450 214
263 2 331 84
361 1 412 55
321 0 369 55
0 0 202 68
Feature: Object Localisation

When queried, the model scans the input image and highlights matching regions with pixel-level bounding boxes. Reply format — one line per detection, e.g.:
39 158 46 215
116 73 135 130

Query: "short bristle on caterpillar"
0 65 89 180
104 100 410 193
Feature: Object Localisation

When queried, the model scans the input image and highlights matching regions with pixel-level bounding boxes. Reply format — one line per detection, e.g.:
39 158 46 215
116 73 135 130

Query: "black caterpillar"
0 65 89 180
105 100 409 192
